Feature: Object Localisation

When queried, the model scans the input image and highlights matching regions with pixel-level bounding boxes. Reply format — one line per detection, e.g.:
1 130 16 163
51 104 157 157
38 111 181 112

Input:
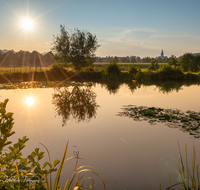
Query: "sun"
26 97 34 106
21 18 33 30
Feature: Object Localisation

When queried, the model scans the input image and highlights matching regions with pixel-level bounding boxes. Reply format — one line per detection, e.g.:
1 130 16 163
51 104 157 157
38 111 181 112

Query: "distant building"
193 53 200 56
161 49 164 57
155 49 168 60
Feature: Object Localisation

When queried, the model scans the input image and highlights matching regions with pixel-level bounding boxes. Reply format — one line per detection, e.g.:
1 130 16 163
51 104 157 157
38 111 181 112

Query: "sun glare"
21 18 33 30
26 97 34 106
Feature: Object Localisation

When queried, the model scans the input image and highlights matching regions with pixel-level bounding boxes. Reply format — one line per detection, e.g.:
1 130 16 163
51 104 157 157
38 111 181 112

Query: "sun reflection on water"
25 97 34 106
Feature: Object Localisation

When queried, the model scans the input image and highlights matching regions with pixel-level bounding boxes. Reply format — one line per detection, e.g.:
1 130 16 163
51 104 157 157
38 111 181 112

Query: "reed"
166 141 200 190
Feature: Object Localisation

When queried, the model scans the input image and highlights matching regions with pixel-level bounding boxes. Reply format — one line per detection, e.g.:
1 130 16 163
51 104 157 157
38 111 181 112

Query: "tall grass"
166 141 200 190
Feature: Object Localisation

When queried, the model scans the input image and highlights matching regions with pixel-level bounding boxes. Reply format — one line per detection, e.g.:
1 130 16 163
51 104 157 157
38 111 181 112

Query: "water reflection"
25 97 34 106
52 86 99 126
117 105 200 138
101 81 187 95
101 81 122 94
127 82 141 93
125 81 197 94
156 81 183 94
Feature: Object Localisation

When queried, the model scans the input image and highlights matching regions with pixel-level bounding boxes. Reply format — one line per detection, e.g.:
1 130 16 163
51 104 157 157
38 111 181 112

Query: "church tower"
161 49 164 57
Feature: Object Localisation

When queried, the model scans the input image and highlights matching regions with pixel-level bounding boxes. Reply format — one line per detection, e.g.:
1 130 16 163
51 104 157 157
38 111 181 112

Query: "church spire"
161 49 164 57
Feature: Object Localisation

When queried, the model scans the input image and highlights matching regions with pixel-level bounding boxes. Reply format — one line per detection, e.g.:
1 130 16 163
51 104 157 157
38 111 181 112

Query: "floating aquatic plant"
117 105 200 138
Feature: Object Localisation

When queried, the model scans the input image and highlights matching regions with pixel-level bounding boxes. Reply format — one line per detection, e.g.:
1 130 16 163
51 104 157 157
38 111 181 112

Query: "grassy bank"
0 63 200 84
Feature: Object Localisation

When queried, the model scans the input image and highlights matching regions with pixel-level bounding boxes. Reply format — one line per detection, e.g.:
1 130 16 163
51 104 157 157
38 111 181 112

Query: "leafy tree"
52 25 100 70
142 57 152 63
148 59 159 71
179 53 197 72
168 55 179 68
130 56 137 63
136 56 141 63
106 61 121 75
193 54 200 72
121 56 130 63
128 64 138 75
113 56 119 63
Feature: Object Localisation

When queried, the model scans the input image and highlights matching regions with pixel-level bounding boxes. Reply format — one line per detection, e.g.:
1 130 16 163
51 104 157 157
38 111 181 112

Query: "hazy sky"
0 0 200 58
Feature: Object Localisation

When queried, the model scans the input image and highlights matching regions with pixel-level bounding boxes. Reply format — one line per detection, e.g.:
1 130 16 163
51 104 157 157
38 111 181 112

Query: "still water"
1 82 200 190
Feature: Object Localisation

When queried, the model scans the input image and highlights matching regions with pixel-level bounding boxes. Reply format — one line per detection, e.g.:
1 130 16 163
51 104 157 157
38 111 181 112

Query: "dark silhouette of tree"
142 57 152 63
52 85 99 126
0 50 54 67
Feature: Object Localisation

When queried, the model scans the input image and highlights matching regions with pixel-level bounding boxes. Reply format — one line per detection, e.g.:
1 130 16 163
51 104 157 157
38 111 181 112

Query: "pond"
1 82 200 190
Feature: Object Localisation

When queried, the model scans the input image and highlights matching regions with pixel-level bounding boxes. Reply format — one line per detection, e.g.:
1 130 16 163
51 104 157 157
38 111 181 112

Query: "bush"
128 64 138 75
185 72 199 81
50 63 66 73
80 66 94 72
159 64 184 80
106 61 121 75
133 69 143 81
148 60 159 71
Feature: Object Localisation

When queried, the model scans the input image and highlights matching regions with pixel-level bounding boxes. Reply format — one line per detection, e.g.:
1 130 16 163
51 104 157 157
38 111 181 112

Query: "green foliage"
166 142 200 190
80 66 94 72
159 64 184 80
148 60 159 71
179 53 200 72
0 99 105 189
128 64 138 75
142 57 152 63
52 25 100 70
133 69 143 81
121 56 130 63
168 55 179 68
106 61 121 75
185 72 200 81
50 63 66 74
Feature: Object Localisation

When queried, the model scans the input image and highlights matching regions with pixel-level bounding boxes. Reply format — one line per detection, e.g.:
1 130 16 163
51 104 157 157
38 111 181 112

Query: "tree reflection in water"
52 85 99 126
117 105 200 138
101 81 122 94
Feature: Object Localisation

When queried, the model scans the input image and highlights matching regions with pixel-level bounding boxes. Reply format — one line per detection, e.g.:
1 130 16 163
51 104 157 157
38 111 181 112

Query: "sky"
0 0 200 58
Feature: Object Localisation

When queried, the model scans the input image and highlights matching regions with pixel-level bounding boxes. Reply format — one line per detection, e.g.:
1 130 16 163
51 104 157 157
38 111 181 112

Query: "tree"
113 56 119 63
142 57 152 63
168 55 179 68
136 56 141 63
148 59 159 71
130 56 137 63
52 25 100 70
179 53 195 72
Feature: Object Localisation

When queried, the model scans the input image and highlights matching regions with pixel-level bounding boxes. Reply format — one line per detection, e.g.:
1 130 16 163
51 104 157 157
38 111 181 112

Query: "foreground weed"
166 140 200 190
0 99 106 189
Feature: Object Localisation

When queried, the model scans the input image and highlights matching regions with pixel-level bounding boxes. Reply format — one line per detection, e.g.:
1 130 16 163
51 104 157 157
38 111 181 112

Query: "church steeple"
161 49 164 57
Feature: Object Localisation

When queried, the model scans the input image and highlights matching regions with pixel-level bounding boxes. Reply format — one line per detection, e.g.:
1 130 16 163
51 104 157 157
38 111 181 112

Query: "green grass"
166 141 200 190
0 66 51 73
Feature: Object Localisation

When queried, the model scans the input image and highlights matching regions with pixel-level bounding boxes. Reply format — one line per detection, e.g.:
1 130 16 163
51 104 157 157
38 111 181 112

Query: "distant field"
0 66 50 73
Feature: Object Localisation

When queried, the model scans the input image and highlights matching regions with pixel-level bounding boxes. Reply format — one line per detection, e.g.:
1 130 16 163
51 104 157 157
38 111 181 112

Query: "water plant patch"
117 105 200 138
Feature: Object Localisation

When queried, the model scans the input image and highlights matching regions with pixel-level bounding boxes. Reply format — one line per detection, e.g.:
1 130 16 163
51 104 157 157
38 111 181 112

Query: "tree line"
96 56 170 63
0 50 54 67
